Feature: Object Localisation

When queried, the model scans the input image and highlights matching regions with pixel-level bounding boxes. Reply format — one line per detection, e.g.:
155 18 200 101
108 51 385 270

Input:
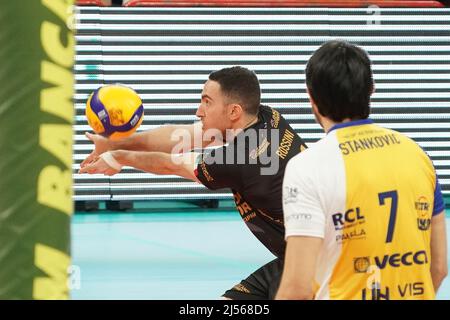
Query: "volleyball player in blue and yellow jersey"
277 41 448 300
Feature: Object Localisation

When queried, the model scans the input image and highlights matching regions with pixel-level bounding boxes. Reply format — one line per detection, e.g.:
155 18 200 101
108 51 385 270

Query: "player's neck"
322 118 353 133
225 114 259 141
322 118 336 133
243 114 259 129
233 114 258 131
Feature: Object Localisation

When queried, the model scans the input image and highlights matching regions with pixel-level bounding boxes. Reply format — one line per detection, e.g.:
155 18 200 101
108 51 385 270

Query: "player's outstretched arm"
80 122 210 168
109 122 204 153
430 211 448 293
79 149 201 183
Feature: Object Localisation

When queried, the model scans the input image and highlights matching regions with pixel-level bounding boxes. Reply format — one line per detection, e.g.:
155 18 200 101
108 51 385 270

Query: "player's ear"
229 103 243 121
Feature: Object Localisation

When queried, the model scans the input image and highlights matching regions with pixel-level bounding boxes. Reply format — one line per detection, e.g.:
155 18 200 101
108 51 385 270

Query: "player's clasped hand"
78 155 120 176
80 132 111 169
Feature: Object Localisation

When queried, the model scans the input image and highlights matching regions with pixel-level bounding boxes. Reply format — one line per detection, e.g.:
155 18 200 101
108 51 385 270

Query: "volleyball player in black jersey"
80 66 307 299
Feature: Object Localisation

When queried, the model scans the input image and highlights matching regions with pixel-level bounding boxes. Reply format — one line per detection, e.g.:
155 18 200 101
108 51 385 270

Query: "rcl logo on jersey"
332 207 365 230
374 250 428 269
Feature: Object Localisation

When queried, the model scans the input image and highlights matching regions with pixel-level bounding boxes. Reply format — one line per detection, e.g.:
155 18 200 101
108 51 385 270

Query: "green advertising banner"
0 0 74 299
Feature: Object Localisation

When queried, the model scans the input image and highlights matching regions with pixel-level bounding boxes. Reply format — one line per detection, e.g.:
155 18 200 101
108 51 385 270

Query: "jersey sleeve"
417 144 445 216
195 147 242 190
282 155 326 239
433 177 445 216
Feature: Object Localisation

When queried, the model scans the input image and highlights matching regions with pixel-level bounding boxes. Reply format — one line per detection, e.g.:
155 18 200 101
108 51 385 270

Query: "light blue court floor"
71 205 450 300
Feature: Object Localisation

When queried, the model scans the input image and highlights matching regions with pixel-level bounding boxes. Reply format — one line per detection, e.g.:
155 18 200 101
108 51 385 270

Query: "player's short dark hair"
306 40 374 122
209 66 261 115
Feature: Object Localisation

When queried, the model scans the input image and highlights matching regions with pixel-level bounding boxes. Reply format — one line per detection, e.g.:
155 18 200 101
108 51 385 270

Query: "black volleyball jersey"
195 105 307 258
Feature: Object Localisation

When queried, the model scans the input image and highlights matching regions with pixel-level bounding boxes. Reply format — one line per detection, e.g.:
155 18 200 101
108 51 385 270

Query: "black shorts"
222 258 283 300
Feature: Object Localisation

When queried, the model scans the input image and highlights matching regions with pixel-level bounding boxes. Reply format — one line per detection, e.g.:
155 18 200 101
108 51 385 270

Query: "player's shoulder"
376 125 415 144
259 104 274 113
259 104 286 123
380 125 428 154
373 125 434 170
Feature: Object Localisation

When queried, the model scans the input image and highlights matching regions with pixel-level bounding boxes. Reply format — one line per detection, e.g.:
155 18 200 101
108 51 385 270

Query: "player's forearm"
431 263 447 293
109 124 193 154
430 212 448 293
111 150 176 175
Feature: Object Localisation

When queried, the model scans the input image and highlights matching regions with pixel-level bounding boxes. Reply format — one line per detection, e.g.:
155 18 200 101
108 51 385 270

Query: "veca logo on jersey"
373 250 428 269
354 250 429 275
415 196 431 231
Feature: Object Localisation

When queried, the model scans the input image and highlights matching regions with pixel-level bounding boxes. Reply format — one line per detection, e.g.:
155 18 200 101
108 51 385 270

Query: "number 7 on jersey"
378 190 399 244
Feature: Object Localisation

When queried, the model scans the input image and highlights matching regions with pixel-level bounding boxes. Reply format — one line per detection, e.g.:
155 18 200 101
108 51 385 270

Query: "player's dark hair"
209 66 261 115
306 40 374 122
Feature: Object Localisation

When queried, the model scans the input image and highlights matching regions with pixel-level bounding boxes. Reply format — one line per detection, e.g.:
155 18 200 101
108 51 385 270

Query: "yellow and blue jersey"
283 119 445 300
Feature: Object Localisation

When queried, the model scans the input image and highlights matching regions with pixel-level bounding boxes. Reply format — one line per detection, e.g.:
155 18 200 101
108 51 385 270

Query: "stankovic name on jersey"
339 133 401 155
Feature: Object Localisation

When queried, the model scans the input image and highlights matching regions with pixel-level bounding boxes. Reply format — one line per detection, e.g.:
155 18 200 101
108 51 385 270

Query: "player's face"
196 80 231 134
